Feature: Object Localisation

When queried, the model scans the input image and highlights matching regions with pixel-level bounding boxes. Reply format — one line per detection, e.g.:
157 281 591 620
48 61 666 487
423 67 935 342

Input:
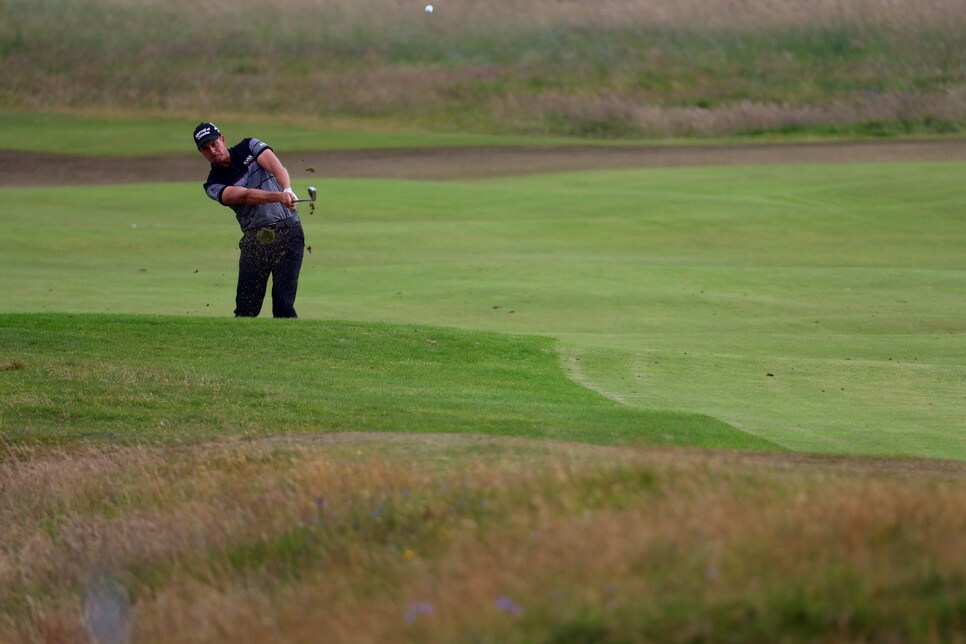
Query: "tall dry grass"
1 0 964 136
1 434 964 642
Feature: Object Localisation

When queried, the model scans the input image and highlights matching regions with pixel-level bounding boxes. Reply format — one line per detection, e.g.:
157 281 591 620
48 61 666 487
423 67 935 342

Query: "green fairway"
1 162 964 459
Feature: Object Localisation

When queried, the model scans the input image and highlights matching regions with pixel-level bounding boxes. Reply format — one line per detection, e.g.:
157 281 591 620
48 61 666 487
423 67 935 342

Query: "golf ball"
425 4 433 13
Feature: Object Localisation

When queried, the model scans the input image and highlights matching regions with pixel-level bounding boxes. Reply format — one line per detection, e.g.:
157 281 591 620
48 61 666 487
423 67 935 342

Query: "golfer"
194 122 305 318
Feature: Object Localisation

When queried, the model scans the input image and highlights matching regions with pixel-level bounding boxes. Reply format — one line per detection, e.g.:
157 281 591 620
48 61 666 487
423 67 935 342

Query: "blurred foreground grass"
1 434 963 642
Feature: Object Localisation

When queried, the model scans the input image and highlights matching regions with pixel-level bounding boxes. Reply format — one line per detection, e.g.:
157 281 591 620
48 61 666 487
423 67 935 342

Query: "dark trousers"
235 221 305 318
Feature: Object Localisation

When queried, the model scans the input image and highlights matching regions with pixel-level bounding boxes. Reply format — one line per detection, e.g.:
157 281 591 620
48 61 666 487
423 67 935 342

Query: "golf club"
292 186 317 203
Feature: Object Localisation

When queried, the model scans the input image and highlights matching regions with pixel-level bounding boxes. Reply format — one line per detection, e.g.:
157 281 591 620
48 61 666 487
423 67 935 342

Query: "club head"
308 186 317 201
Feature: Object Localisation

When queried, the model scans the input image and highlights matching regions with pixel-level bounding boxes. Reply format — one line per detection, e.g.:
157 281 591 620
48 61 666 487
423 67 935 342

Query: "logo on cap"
193 122 222 148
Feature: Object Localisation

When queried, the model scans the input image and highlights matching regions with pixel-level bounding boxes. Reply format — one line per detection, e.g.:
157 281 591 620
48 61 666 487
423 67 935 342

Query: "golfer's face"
199 136 230 166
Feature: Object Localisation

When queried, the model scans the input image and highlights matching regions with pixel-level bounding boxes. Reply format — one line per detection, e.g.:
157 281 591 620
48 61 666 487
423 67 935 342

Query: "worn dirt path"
2 139 965 187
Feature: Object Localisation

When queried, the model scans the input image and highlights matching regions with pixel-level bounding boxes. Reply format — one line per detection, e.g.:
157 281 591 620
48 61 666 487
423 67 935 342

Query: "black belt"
260 219 298 231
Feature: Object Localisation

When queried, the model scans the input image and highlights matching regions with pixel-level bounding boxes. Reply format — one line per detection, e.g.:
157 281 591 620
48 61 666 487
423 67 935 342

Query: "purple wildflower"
494 596 524 616
405 602 435 624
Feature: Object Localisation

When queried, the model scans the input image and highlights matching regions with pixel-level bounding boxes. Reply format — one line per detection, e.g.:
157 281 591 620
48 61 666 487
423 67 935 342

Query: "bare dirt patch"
2 139 965 187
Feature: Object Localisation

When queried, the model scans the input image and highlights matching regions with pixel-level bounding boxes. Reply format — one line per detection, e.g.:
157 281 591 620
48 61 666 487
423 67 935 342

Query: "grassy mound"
0 313 773 449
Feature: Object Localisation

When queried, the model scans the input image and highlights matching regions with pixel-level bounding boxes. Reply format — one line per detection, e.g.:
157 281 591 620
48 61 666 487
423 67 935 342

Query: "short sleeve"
249 138 271 158
204 182 227 204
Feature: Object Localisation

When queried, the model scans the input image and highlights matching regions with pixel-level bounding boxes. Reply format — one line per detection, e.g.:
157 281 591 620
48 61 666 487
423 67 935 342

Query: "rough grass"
1 0 964 137
1 434 963 642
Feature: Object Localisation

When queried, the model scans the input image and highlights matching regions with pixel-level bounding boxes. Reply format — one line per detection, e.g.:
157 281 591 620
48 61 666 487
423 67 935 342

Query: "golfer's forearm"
274 167 292 192
222 187 288 206
257 149 292 191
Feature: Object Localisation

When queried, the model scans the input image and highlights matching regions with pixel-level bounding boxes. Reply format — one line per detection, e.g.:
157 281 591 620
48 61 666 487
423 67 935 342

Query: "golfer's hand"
280 188 298 209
